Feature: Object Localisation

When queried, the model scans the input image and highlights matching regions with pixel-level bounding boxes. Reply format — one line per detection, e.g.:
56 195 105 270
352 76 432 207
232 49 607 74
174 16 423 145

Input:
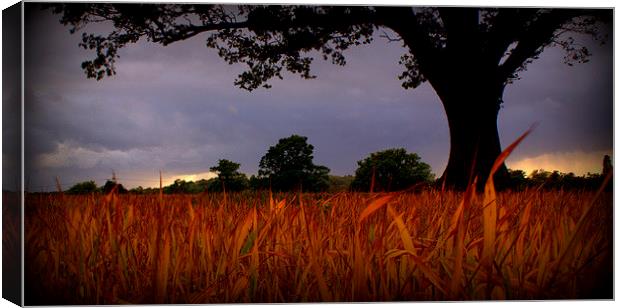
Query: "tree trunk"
381 8 511 190
436 80 509 191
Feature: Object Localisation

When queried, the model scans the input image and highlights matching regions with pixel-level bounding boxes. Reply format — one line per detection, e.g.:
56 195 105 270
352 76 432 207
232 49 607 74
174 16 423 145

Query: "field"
23 185 612 304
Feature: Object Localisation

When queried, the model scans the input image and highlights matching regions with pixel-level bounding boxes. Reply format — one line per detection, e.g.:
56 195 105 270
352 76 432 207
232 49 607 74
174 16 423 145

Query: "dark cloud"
500 31 613 159
22 4 613 190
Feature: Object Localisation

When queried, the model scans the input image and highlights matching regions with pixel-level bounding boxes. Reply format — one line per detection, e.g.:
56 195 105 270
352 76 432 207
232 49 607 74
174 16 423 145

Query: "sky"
19 4 613 191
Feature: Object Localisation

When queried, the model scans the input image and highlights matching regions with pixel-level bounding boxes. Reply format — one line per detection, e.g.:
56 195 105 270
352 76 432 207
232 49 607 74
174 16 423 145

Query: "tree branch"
484 8 539 66
375 7 444 88
438 7 479 52
498 9 588 81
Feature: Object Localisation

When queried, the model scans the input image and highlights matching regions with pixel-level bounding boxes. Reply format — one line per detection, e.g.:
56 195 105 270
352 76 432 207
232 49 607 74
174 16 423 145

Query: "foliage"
163 179 208 194
519 169 606 191
45 5 609 89
603 155 612 175
506 169 528 190
101 179 127 194
128 186 146 194
248 175 268 191
258 134 330 192
66 180 99 194
208 159 249 192
503 161 610 191
327 175 354 192
351 148 434 192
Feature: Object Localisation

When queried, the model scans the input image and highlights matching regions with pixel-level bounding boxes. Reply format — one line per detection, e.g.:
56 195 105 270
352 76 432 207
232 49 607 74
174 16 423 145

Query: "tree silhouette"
46 4 610 189
66 180 99 194
258 134 329 192
101 179 127 194
351 148 433 192
209 159 249 192
602 154 613 191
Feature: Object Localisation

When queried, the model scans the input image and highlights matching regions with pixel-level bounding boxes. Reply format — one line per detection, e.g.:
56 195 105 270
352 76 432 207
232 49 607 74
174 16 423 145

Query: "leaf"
386 205 415 253
489 124 536 178
240 231 257 255
405 250 448 296
231 275 249 300
358 194 394 224
311 260 331 301
482 125 535 265
450 181 475 297
235 212 254 255
482 176 498 265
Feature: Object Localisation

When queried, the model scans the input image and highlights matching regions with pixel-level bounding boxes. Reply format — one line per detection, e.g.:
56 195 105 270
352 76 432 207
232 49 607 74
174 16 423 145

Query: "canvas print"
4 2 614 305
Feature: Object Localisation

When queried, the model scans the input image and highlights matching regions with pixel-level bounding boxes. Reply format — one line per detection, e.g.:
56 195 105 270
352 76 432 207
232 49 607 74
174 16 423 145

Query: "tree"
258 134 329 192
525 169 606 190
66 180 99 194
602 154 613 191
328 175 354 192
164 179 190 194
129 186 145 194
46 4 610 189
208 159 249 192
603 154 613 177
506 169 527 190
351 148 433 192
163 178 209 193
101 179 127 194
248 175 268 191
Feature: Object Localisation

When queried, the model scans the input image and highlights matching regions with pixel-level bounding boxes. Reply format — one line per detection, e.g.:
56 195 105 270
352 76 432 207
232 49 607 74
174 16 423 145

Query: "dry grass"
24 186 612 304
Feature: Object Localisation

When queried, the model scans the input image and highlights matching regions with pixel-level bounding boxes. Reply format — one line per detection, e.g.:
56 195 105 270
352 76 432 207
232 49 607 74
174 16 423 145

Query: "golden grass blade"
250 206 259 273
489 125 536 177
359 194 394 224
156 231 171 302
312 261 331 301
231 275 249 300
545 172 613 287
409 251 447 296
386 205 415 253
235 211 254 255
482 177 498 266
515 199 533 265
276 199 286 212
482 126 534 266
269 190 274 213
450 181 475 297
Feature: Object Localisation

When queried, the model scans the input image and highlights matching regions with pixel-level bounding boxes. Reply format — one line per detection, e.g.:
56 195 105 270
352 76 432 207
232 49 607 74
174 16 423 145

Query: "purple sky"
22 4 613 191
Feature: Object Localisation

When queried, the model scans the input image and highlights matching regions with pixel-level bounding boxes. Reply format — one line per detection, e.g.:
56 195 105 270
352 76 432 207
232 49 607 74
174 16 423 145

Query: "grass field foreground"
24 186 612 304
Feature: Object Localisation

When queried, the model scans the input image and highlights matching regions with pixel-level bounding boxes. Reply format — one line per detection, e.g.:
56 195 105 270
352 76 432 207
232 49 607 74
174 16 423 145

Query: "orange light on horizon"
506 150 612 177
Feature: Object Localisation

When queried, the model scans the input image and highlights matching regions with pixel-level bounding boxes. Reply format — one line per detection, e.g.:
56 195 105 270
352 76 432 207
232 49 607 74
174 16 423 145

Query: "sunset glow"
172 171 218 183
506 150 612 177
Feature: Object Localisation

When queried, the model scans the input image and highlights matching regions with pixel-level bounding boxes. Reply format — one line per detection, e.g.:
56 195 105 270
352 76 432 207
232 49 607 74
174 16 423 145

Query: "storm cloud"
23 5 612 191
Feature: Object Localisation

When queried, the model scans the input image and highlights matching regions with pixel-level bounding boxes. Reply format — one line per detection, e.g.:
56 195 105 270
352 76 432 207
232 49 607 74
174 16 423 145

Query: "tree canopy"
163 179 208 194
47 4 611 190
66 180 99 194
351 148 434 192
101 179 127 194
258 134 329 192
208 159 249 192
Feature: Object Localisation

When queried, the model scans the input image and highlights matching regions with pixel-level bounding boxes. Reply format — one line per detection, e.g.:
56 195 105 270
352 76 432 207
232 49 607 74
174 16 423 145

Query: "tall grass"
24 186 612 304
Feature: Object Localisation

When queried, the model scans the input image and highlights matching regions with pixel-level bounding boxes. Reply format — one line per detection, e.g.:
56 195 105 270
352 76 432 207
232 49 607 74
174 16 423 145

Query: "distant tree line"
506 169 610 191
503 154 612 191
66 179 128 194
64 135 611 194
